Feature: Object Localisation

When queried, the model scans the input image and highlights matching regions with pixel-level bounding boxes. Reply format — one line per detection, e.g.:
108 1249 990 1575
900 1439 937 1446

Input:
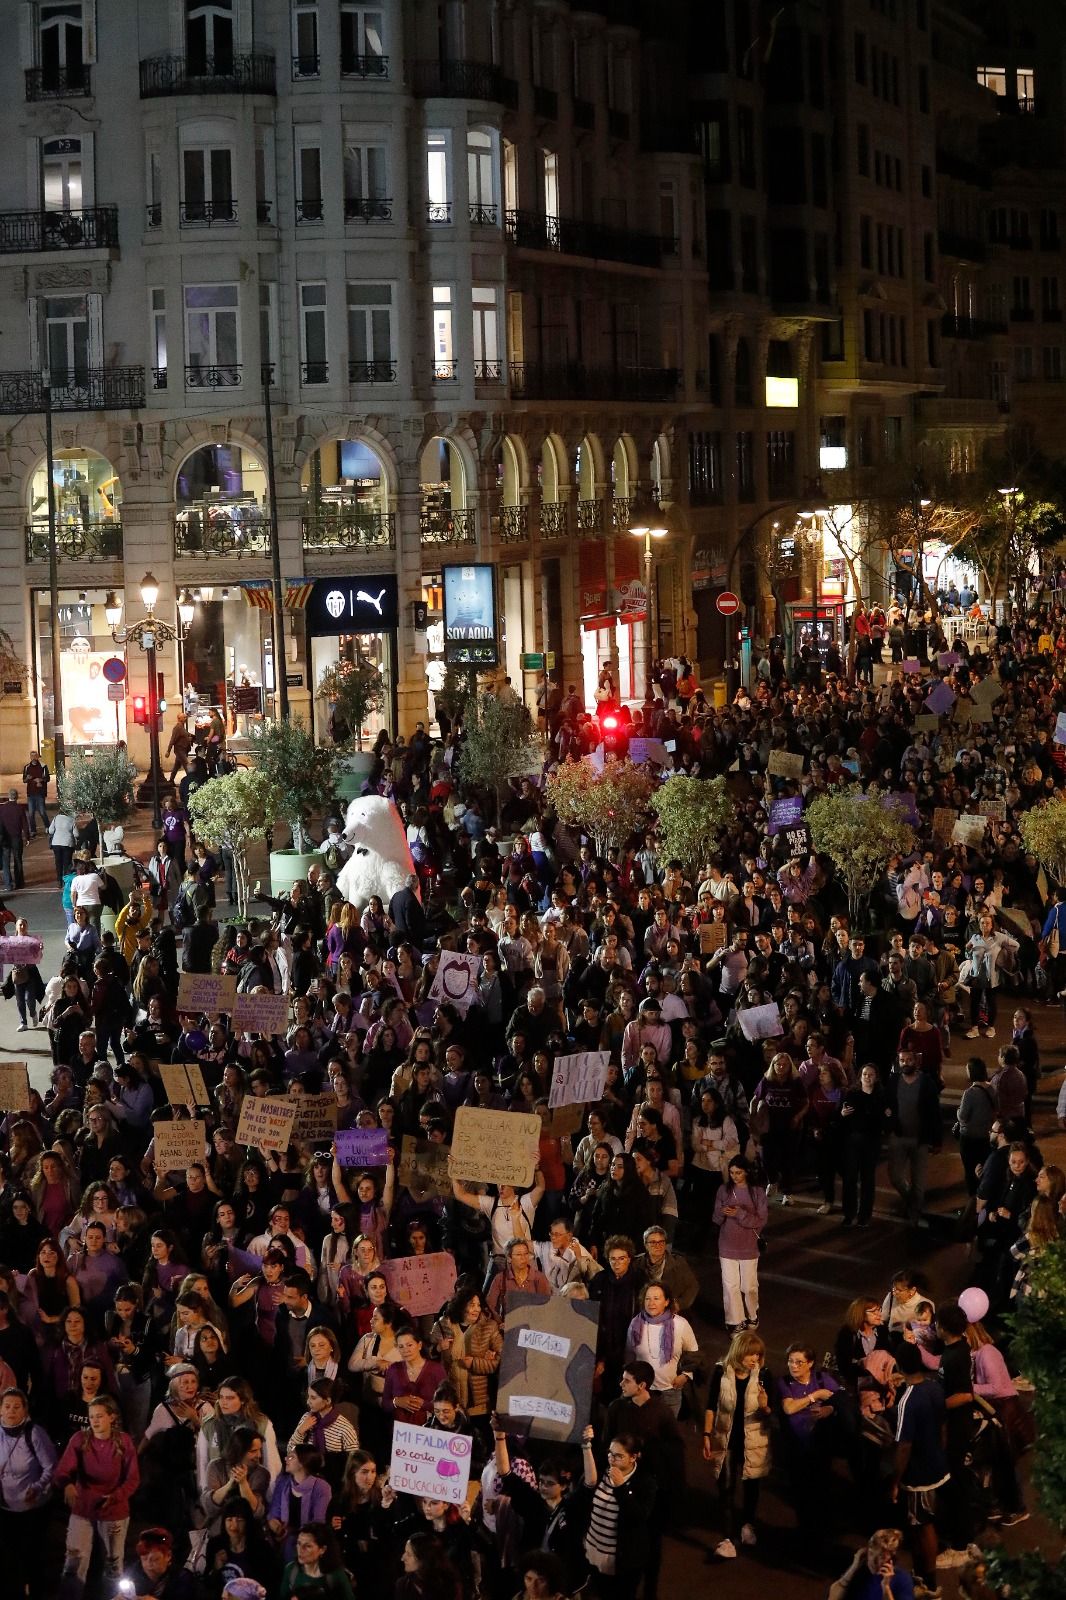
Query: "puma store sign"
306 575 400 635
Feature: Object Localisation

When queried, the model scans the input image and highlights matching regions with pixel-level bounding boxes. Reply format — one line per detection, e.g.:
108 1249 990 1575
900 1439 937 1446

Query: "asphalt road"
0 826 1060 1596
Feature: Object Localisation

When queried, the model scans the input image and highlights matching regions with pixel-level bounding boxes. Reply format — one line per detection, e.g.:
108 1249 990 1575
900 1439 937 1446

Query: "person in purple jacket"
267 1441 332 1562
711 1157 768 1332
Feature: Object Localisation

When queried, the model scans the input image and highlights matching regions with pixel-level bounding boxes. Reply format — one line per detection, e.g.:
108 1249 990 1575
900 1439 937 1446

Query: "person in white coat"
623 1282 699 1415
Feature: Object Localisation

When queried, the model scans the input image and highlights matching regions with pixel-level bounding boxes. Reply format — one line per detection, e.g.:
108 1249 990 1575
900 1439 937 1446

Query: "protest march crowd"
0 596 1063 1600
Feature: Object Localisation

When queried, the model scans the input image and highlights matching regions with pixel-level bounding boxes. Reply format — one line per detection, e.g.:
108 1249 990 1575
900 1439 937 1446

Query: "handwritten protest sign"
952 814 988 847
498 1292 600 1443
153 1118 206 1173
767 749 804 779
979 798 1007 821
335 1126 390 1167
390 1421 473 1505
290 1092 339 1146
769 796 804 835
548 1052 610 1109
159 1062 210 1107
932 807 958 842
451 1107 540 1188
0 935 44 972
737 1003 784 1043
700 921 729 954
914 714 939 733
233 990 290 1036
382 1252 457 1317
429 952 482 1017
972 675 1001 706
780 821 812 858
235 1095 297 1150
628 738 671 767
0 1062 31 1111
176 972 237 1015
398 1136 451 1195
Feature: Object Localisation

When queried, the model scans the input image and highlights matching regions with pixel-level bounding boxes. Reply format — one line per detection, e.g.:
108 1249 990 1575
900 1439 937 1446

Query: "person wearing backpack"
0 1385 58 1600
53 1394 139 1600
318 820 350 876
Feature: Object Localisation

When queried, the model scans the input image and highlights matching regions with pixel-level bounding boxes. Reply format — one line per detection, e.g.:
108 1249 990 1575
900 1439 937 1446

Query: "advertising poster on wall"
443 564 498 665
61 648 127 746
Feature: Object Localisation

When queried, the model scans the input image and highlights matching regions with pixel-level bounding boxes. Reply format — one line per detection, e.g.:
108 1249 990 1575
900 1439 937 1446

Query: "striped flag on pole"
240 580 274 610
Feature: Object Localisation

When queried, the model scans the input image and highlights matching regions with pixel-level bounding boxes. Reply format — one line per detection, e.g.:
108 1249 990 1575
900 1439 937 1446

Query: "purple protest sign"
925 682 955 715
769 796 804 835
883 792 920 826
335 1127 390 1167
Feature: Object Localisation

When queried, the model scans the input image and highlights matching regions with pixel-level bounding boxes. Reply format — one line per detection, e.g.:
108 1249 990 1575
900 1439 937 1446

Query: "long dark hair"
404 1532 462 1600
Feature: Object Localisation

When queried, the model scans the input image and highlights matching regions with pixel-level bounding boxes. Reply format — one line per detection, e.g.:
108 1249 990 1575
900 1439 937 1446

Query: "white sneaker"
16 1022 26 1032
965 1027 980 1038
779 1193 792 1206
740 1523 757 1547
716 1539 737 1559
816 1202 832 1215
983 1027 996 1039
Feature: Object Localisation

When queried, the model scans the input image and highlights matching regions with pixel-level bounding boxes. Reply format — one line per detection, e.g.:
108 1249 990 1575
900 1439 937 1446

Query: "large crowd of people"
0 592 1061 1600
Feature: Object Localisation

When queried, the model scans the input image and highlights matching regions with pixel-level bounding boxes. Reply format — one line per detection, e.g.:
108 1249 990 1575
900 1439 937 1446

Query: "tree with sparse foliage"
57 747 138 837
249 717 340 854
433 665 475 732
1019 799 1066 888
316 658 385 750
546 758 655 860
457 693 540 824
806 785 915 929
187 767 277 920
650 774 735 878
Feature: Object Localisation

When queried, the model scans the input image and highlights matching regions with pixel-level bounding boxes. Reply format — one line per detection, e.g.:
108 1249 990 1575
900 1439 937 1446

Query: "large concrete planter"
268 849 321 896
336 750 376 804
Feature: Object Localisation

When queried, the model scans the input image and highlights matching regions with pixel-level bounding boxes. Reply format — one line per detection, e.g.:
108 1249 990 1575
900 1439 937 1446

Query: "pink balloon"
958 1286 989 1323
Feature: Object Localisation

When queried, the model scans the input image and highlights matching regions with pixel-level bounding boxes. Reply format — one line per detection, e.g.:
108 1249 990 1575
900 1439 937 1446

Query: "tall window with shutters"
186 0 234 72
299 283 328 383
184 284 240 387
347 283 394 380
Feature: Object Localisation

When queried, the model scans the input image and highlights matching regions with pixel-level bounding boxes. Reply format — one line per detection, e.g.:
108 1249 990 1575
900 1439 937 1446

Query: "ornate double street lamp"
628 494 668 704
106 574 196 827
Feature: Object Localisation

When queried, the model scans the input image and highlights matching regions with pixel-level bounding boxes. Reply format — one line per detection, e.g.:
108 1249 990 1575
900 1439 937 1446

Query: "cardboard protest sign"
925 682 955 716
451 1107 540 1188
932 807 957 841
769 796 804 835
159 1062 211 1108
937 652 960 670
0 1062 31 1111
548 1051 611 1109
737 1003 784 1043
545 1102 585 1138
429 952 482 1017
398 1136 452 1195
972 674 1001 705
979 798 1007 821
335 1126 390 1167
235 1095 297 1150
780 821 812 858
699 921 729 954
628 737 671 767
497 1292 600 1443
952 698 973 723
914 714 939 733
389 1420 473 1505
902 658 922 675
176 972 237 1016
969 704 994 724
233 990 290 1036
290 1092 339 1146
952 814 988 846
766 749 804 779
153 1118 206 1173
381 1252 457 1317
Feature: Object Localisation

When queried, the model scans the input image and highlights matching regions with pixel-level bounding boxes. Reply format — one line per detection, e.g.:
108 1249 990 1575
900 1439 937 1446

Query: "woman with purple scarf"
624 1282 700 1414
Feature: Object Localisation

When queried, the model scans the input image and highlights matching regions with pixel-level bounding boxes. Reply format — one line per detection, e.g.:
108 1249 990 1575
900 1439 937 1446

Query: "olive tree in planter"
546 757 656 861
316 658 386 801
187 767 277 922
806 785 915 930
650 774 735 880
249 718 341 893
57 747 138 855
1020 798 1066 888
456 692 541 826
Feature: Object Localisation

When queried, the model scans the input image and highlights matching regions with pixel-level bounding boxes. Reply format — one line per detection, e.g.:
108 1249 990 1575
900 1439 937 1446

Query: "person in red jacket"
54 1394 140 1600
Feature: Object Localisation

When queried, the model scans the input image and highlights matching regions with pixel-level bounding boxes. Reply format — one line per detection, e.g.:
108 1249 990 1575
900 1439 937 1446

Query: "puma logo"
357 588 386 616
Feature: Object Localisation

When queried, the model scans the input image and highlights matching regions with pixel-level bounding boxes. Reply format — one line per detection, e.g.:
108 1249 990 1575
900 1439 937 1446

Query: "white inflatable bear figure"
336 795 418 911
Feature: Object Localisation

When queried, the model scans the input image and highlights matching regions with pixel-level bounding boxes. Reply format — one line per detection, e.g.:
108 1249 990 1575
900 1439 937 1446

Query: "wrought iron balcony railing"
302 509 396 550
185 364 242 389
139 52 276 98
345 196 393 222
412 60 508 101
146 203 162 228
432 360 459 381
174 506 270 556
474 360 504 381
611 497 633 531
427 201 453 224
0 206 118 253
180 199 237 226
508 361 680 402
301 361 329 384
539 502 569 540
26 518 122 562
505 208 669 268
348 360 397 382
296 199 324 224
499 506 529 542
152 368 168 390
420 507 476 544
341 52 389 78
0 367 145 413
293 54 320 78
469 202 499 226
577 499 604 533
26 64 91 100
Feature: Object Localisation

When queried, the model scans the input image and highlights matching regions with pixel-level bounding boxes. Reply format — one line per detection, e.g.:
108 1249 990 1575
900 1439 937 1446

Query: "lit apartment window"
347 283 393 378
43 294 91 382
186 0 234 70
42 137 83 210
150 288 167 383
432 286 455 378
340 3 385 74
1017 68 1035 111
184 284 240 387
467 130 497 224
300 284 328 383
542 150 559 221
977 66 1007 95
427 134 451 223
472 286 500 378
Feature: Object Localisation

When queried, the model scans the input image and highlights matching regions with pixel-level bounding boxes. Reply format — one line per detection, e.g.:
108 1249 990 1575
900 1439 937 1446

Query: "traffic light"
132 695 147 726
598 704 629 758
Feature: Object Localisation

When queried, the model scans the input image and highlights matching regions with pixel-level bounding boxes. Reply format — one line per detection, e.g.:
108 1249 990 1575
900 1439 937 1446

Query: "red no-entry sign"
716 591 741 616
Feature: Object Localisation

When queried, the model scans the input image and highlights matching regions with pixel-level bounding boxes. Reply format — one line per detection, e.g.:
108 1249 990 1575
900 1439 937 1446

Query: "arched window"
174 443 267 554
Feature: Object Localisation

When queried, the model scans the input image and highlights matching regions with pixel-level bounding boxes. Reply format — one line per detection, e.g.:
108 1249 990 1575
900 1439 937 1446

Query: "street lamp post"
106 574 195 828
628 495 667 704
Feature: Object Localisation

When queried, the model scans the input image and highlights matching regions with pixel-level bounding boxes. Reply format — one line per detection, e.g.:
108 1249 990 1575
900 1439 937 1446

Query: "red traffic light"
132 695 146 726
602 714 619 730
